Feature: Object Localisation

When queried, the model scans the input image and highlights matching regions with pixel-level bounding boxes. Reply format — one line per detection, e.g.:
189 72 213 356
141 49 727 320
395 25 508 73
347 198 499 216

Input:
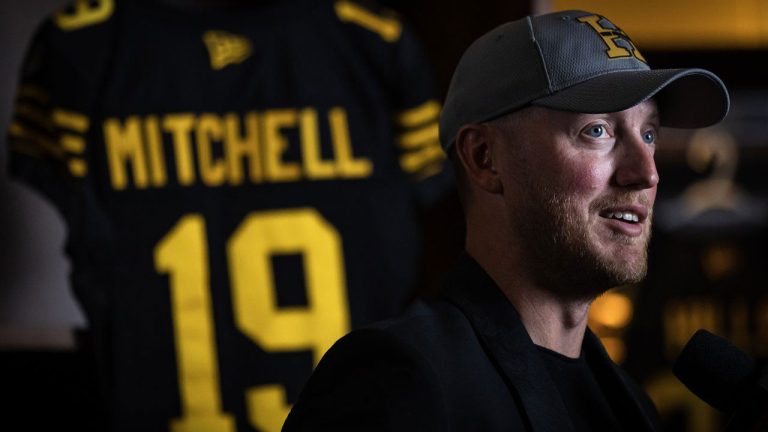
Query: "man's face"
495 100 659 299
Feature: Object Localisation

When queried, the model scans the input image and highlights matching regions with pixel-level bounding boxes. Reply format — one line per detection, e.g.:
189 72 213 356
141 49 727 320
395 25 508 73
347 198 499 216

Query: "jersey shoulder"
50 0 118 33
20 0 122 107
329 0 405 43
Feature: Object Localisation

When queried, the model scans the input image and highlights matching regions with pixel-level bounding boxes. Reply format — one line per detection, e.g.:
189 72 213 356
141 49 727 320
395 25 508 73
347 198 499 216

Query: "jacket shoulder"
284 299 527 431
283 307 451 431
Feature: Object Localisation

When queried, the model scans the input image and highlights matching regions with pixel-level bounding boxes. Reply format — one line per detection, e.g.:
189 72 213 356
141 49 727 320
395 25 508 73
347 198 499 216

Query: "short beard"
515 185 651 302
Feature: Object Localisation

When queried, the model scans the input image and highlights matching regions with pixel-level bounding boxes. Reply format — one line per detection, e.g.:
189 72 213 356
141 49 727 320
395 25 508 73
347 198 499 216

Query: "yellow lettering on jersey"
104 117 149 190
224 112 262 185
155 215 236 432
229 209 350 363
145 116 168 187
196 114 227 186
300 108 335 180
55 0 114 31
246 385 291 432
329 108 372 178
164 114 197 186
263 109 301 183
103 107 374 189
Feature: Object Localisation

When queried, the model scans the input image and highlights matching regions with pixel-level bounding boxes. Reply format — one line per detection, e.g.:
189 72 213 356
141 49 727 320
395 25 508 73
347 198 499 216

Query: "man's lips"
598 205 649 237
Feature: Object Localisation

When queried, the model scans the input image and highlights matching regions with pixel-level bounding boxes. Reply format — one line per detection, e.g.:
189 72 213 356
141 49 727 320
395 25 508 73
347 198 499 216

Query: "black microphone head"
672 329 755 412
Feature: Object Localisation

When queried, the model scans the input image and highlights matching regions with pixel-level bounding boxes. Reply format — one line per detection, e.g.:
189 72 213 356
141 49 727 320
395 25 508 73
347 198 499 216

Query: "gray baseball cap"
439 10 730 152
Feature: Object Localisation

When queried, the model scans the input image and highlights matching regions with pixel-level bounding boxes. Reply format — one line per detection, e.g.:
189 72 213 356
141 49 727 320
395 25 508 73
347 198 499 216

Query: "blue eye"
587 125 605 138
642 130 655 144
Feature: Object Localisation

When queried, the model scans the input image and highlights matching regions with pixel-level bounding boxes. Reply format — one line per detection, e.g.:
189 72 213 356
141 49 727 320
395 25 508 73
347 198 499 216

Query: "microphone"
672 329 768 431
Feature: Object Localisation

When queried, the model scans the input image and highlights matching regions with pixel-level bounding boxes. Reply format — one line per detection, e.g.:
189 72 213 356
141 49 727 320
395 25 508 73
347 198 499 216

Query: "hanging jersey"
7 0 451 431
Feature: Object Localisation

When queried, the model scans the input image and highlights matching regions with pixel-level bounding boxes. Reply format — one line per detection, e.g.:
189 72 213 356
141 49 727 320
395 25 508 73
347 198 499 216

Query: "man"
282 9 729 431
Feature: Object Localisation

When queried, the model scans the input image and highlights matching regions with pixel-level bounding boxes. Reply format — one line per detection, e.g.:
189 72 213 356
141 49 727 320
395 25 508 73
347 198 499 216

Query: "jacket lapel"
443 256 574 432
443 255 658 432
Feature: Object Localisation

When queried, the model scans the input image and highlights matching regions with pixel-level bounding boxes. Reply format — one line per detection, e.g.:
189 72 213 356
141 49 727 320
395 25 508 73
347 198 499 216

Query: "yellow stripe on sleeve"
16 104 55 131
8 121 26 138
413 161 443 181
334 0 402 42
17 85 50 104
400 144 444 173
68 158 88 177
397 123 439 150
53 109 89 132
9 122 65 160
61 134 86 154
396 100 440 128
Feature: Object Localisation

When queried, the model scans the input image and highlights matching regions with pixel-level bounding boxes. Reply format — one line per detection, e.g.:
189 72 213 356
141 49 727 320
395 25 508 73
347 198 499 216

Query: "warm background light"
550 0 768 49
589 291 634 363
591 291 634 329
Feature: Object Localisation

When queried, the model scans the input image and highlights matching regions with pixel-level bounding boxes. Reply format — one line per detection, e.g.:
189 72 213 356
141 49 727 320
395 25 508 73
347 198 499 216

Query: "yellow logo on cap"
577 15 646 64
203 30 252 70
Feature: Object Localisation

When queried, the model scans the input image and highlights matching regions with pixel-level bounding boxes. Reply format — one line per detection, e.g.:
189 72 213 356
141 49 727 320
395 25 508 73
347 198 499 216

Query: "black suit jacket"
283 255 661 431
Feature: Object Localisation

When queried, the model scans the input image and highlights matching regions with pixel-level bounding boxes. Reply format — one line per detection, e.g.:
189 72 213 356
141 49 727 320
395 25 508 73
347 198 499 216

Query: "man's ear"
454 124 503 194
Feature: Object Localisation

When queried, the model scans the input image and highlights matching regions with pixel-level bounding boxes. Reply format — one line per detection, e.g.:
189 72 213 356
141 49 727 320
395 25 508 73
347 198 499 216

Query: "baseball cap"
439 10 730 152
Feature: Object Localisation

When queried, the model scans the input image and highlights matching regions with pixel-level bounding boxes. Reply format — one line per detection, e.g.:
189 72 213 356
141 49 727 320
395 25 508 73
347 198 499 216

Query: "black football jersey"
7 0 451 430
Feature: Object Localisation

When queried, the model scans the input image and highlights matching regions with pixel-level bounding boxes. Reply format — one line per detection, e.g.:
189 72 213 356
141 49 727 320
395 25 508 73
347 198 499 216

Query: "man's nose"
614 134 659 190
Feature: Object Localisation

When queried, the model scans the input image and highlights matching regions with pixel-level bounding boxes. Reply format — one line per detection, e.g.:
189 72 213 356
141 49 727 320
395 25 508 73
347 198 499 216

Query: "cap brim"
531 68 730 128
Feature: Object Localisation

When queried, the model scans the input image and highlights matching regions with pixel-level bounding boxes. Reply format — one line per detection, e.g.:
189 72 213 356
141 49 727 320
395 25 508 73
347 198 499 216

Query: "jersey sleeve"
8 19 75 217
331 0 454 206
7 1 114 220
389 16 455 207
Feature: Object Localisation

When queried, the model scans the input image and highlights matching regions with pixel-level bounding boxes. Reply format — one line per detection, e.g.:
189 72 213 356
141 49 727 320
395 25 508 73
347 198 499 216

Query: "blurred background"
1 0 767 431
